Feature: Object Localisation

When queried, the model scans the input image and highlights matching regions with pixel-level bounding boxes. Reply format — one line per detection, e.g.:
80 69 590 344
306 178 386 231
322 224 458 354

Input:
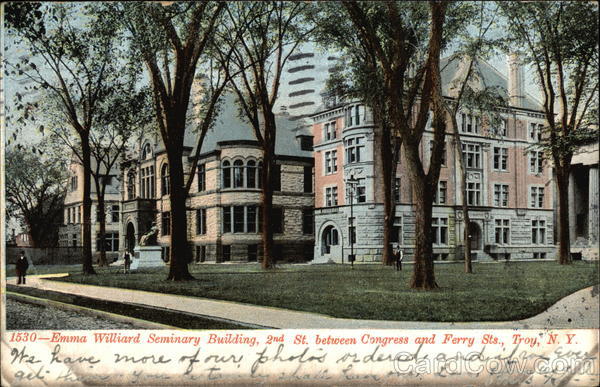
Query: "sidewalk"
10 275 599 329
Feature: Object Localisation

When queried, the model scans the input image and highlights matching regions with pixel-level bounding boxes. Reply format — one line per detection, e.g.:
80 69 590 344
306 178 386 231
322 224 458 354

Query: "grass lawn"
52 261 598 322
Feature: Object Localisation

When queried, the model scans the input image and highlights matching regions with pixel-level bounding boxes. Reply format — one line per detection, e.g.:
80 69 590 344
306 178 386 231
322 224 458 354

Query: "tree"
5 144 67 248
5 3 134 274
214 2 314 269
116 2 227 280
316 1 454 289
500 2 599 265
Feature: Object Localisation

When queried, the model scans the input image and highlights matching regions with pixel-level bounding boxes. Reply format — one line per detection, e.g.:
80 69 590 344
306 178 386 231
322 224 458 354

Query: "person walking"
124 251 131 274
395 248 403 271
16 251 29 285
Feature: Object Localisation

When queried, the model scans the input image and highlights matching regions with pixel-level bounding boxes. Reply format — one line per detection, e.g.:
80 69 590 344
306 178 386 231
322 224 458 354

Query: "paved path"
10 274 599 329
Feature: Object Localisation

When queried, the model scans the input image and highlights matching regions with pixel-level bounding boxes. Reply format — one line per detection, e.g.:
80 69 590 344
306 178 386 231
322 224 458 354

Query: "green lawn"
51 261 598 322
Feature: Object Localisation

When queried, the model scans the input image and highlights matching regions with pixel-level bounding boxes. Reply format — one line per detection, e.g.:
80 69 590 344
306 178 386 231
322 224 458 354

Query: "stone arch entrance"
468 222 481 251
126 222 136 253
320 224 342 262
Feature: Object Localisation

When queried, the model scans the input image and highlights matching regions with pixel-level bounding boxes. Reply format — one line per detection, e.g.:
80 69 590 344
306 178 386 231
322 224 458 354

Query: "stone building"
58 156 121 261
311 56 556 263
120 95 314 263
563 141 599 260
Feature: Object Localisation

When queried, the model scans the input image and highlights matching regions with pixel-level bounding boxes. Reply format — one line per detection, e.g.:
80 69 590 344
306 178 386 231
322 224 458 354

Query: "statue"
139 223 159 246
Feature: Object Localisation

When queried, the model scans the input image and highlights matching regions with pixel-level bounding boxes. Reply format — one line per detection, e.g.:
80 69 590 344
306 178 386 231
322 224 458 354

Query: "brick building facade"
311 57 556 263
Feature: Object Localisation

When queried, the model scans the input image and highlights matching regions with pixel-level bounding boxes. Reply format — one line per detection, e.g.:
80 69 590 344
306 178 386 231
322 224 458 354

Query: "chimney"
507 53 525 108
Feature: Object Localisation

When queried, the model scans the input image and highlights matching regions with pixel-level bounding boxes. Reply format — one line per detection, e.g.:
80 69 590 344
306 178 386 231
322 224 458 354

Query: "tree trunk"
95 182 108 267
260 147 275 269
555 166 572 265
410 177 438 289
166 150 194 280
80 133 96 275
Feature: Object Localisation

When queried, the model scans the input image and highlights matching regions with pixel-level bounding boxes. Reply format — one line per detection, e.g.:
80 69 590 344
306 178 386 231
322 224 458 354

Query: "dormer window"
142 143 153 160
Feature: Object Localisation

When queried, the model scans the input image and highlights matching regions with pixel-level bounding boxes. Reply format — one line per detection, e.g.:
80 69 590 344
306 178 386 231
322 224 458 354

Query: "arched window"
161 163 170 196
233 160 244 188
246 160 256 188
222 160 231 188
127 172 136 200
257 161 263 189
141 143 153 160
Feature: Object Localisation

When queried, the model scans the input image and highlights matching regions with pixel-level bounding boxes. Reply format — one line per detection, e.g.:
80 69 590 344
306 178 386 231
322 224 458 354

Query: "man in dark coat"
16 251 29 285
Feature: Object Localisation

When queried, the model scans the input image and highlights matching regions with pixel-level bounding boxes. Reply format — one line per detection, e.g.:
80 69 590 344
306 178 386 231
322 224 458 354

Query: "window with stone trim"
222 206 260 234
111 205 119 223
325 186 338 207
432 217 448 245
233 160 244 188
325 150 338 174
197 163 206 191
302 208 313 234
346 104 364 127
462 143 481 168
529 123 543 141
434 181 447 204
246 160 256 188
529 151 544 174
70 175 78 192
161 212 170 236
532 219 546 244
303 166 313 193
495 219 510 244
429 140 446 166
323 121 337 141
530 186 545 208
391 217 402 244
272 208 284 234
345 137 365 164
466 182 481 206
140 166 155 198
96 232 119 252
196 208 206 235
493 147 508 171
161 163 170 196
493 184 509 207
222 160 231 188
461 113 480 133
347 178 366 203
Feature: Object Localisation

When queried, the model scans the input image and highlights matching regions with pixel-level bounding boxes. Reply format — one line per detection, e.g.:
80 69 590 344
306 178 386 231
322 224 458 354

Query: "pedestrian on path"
16 251 29 285
124 251 131 274
393 247 403 271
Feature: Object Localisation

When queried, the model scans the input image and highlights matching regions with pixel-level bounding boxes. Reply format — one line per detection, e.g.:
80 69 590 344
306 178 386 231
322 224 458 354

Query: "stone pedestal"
132 246 164 270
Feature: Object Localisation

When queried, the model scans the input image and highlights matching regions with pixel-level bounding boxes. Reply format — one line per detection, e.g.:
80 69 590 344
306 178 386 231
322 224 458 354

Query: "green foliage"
5 142 68 247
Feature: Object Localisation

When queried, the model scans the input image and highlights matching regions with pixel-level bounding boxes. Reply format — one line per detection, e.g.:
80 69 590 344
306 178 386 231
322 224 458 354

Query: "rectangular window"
325 186 338 207
493 147 508 171
77 206 81 223
434 181 447 204
272 164 281 191
96 232 119 252
247 244 258 262
325 151 338 174
533 252 547 259
272 208 283 234
530 186 545 208
529 123 543 141
461 113 480 133
394 178 401 202
349 225 356 244
233 206 245 233
197 164 206 192
72 233 78 247
247 206 257 233
111 205 119 223
221 245 231 262
323 121 337 141
303 166 313 193
345 137 364 164
466 182 481 206
391 217 402 244
493 184 509 207
196 208 206 235
223 207 231 233
432 218 448 245
355 178 366 203
302 209 313 235
529 151 544 174
532 219 546 244
462 143 481 168
495 219 510 244
161 212 170 236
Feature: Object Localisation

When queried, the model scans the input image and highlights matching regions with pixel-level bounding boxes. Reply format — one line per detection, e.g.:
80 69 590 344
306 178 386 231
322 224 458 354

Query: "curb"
6 291 178 330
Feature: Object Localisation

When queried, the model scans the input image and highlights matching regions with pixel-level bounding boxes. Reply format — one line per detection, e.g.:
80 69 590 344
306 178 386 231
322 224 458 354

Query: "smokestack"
507 53 524 108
